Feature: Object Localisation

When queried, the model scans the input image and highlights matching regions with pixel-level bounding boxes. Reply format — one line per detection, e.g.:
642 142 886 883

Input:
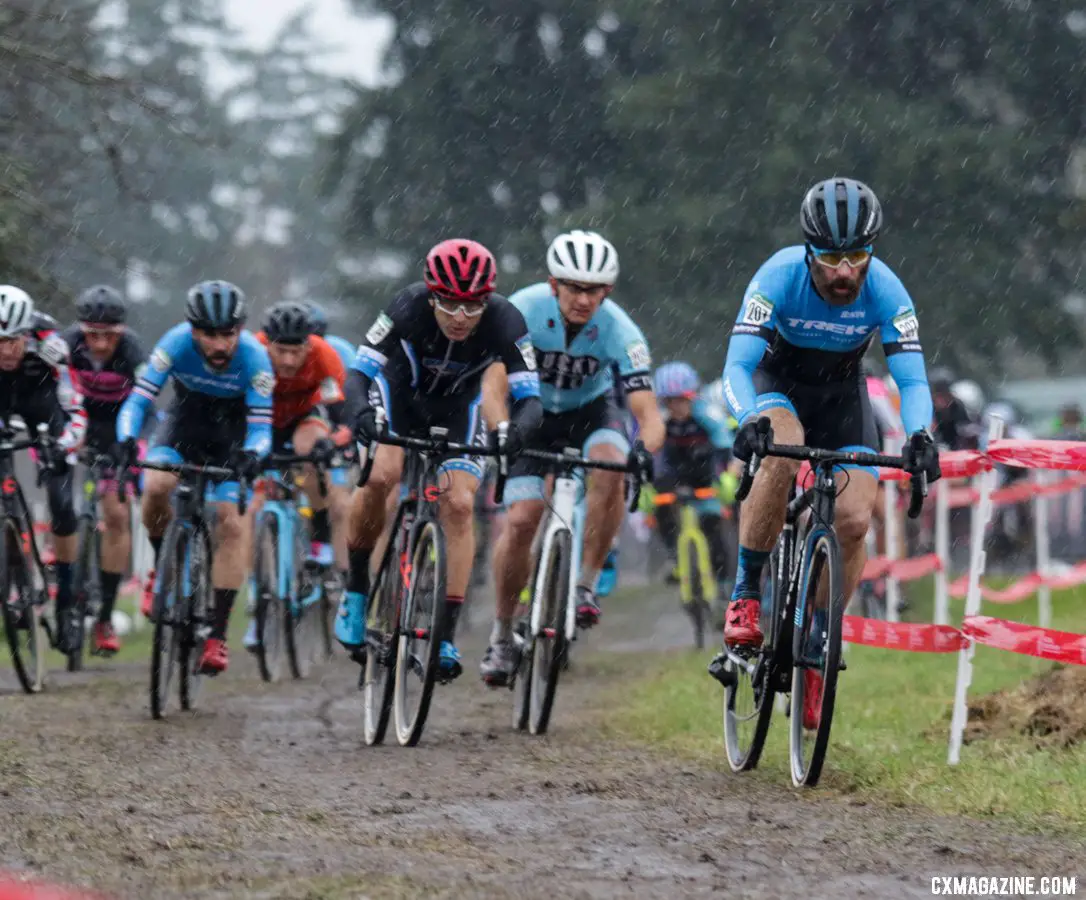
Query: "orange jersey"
256 333 346 429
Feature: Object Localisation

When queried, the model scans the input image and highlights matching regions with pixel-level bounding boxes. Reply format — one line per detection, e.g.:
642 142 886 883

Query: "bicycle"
0 422 54 693
251 448 332 682
122 460 250 719
718 437 927 787
356 422 507 748
653 484 719 649
509 446 643 736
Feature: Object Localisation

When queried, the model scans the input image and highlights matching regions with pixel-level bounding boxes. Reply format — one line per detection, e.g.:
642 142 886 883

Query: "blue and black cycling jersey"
659 398 733 486
508 282 653 414
722 245 932 437
325 334 356 373
116 322 274 456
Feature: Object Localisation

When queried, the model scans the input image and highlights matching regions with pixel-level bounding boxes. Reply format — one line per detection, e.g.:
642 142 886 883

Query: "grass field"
599 580 1086 832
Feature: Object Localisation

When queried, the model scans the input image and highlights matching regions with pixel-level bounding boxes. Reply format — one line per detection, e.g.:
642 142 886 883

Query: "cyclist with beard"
116 281 273 674
713 178 940 731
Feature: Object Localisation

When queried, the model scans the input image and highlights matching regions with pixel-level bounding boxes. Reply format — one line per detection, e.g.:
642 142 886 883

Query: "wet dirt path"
0 590 1080 899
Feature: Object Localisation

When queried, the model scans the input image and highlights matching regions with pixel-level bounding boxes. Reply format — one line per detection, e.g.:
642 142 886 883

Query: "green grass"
600 579 1086 832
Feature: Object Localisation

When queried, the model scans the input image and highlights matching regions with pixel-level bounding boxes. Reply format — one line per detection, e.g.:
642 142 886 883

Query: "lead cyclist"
709 178 941 731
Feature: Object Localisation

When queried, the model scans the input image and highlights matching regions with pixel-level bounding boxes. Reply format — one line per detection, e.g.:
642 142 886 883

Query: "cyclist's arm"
39 331 87 452
242 339 275 457
117 326 182 442
608 312 662 452
876 282 934 436
491 301 543 437
310 337 346 425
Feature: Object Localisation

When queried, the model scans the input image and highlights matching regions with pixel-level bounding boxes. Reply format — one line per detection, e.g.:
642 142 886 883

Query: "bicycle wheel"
723 548 779 772
686 537 708 650
393 519 447 747
511 617 531 732
789 529 844 787
318 568 341 662
179 525 213 712
150 523 186 719
253 513 284 683
1 518 47 694
528 528 571 736
285 521 318 680
66 516 99 672
362 561 397 746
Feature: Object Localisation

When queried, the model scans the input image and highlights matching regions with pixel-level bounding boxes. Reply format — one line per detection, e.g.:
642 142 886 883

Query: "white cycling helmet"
950 379 985 420
0 286 35 337
546 230 620 285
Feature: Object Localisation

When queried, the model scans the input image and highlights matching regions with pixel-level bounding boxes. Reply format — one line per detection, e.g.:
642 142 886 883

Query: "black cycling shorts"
149 399 247 469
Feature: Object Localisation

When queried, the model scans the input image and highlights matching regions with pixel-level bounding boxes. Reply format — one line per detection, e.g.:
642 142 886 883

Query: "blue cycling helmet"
800 177 883 251
186 280 246 329
654 361 700 399
306 302 328 337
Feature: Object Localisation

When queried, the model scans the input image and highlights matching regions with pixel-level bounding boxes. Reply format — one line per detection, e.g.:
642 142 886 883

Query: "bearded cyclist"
116 281 274 674
61 286 146 654
338 238 543 680
711 178 940 731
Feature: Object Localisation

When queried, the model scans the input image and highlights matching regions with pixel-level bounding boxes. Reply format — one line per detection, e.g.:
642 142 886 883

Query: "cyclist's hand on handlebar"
309 437 336 466
732 416 773 463
354 406 385 444
488 420 523 459
231 448 263 481
111 437 138 472
627 439 654 483
903 429 941 483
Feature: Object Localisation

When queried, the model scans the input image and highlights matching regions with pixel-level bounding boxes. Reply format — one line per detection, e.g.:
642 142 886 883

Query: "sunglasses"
810 245 873 269
557 279 609 296
80 323 124 336
432 294 487 318
195 326 241 339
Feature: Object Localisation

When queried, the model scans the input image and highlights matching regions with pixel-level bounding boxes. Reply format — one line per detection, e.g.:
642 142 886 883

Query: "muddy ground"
0 590 1081 900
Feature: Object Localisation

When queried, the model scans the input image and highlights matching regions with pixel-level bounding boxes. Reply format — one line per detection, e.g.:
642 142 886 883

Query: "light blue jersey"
508 282 652 414
325 334 356 372
117 323 274 456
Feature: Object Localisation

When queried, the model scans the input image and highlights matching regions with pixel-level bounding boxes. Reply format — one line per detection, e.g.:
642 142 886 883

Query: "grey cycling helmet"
800 178 883 251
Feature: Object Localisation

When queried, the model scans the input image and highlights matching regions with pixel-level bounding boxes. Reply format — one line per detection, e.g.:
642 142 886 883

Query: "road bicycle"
718 437 927 786
510 446 643 736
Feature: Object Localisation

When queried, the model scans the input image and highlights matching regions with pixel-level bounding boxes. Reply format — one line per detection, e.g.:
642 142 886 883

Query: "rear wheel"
1 519 47 694
67 516 100 672
528 529 571 736
253 514 283 683
150 523 185 719
393 520 447 747
789 530 844 788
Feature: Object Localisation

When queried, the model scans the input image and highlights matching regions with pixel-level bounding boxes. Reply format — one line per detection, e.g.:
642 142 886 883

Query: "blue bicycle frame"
260 469 322 620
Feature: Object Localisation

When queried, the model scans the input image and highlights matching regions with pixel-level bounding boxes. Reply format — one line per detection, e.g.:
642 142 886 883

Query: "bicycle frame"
260 470 321 617
530 457 586 644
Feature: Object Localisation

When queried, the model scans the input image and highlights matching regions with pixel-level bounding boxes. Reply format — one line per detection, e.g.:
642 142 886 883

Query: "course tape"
843 615 967 652
961 615 1086 666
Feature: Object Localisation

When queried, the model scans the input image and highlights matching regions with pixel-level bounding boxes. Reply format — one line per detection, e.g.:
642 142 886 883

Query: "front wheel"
1 518 47 694
789 529 844 788
150 523 186 719
527 528 571 736
68 516 102 672
178 525 213 712
253 514 283 683
393 519 447 747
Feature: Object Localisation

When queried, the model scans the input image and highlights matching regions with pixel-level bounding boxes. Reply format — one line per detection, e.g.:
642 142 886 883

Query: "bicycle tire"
150 523 186 719
393 519 447 747
529 528 571 736
512 617 531 732
789 528 844 787
317 569 340 662
686 538 707 650
253 513 283 683
285 516 316 680
362 560 397 746
1 519 46 694
723 547 781 772
66 516 98 672
179 524 213 712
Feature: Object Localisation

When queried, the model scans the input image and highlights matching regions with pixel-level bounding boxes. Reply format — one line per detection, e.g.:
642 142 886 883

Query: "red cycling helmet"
424 239 497 300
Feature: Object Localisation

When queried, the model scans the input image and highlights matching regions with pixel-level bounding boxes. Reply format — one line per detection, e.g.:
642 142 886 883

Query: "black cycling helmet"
76 285 126 325
186 280 246 330
263 301 311 345
928 366 956 392
800 178 883 251
306 302 328 337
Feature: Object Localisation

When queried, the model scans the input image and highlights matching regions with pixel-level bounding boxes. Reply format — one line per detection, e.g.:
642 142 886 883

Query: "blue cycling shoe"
335 591 367 649
437 641 462 681
596 549 619 598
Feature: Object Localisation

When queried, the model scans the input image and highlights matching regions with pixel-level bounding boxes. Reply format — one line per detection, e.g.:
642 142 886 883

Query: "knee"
589 468 624 498
835 507 872 546
503 503 542 545
216 511 245 545
103 503 130 534
439 487 474 528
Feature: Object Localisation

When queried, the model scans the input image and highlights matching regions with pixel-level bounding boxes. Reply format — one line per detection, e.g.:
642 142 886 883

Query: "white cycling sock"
490 618 513 645
578 567 600 592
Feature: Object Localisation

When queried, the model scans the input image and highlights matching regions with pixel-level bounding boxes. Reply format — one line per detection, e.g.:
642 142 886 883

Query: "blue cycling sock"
731 546 769 601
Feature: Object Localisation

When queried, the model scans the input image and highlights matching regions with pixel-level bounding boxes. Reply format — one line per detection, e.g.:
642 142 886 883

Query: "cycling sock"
731 546 769 601
444 595 463 642
311 509 331 544
577 567 600 592
54 561 73 610
99 571 123 623
490 618 513 645
347 546 371 596
213 588 237 640
149 535 163 567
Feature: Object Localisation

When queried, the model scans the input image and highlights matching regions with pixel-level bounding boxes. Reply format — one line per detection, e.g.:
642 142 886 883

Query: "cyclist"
651 361 734 594
0 286 87 650
305 302 356 584
713 178 940 729
116 281 273 674
483 230 664 686
61 286 146 654
338 238 543 680
242 302 346 650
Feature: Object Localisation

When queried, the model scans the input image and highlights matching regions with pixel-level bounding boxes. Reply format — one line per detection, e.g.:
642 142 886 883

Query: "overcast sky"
224 0 393 84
